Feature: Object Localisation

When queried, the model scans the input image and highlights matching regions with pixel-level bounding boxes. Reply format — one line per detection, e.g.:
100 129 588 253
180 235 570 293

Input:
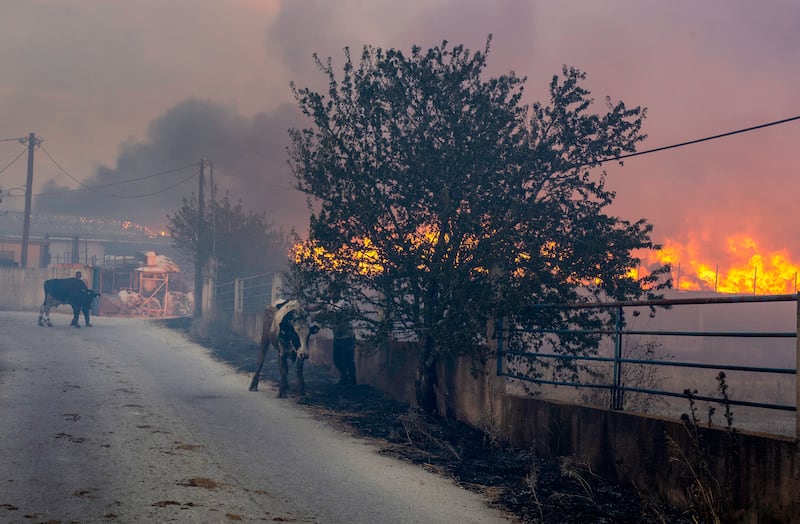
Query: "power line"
15 112 799 198
88 169 201 199
0 137 25 143
34 168 200 200
0 145 28 176
37 144 199 198
38 143 95 190
584 114 800 168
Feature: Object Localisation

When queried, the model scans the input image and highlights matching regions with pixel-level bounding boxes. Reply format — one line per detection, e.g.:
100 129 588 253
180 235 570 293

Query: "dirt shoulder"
160 317 691 524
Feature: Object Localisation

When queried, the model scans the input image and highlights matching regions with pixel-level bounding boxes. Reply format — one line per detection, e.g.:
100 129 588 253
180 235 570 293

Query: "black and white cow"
38 278 100 328
249 299 320 397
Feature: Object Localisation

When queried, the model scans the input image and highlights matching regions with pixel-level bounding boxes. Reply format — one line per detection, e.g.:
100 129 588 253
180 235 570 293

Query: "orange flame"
294 237 384 275
294 225 448 276
644 235 800 295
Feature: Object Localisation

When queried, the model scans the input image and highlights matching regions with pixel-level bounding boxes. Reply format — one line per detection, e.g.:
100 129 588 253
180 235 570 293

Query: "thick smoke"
11 0 800 259
35 99 308 234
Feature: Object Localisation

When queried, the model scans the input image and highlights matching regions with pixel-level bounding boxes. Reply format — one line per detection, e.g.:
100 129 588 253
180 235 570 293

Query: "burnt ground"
159 317 692 523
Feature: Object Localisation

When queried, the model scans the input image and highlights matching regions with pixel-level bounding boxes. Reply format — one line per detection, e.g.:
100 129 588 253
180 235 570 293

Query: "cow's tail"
249 339 270 391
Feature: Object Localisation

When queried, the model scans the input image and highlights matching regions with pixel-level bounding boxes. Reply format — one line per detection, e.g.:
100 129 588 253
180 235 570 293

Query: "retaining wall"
231 309 800 522
0 266 93 311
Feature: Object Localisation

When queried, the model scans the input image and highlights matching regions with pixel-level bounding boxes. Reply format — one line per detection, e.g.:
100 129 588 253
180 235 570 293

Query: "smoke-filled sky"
1 0 799 276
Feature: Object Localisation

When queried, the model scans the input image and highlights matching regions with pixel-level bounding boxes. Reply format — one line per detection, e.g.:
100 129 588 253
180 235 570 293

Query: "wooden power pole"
20 132 37 268
194 159 205 318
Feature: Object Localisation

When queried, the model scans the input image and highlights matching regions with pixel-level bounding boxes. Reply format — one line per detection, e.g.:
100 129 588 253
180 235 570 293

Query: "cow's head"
82 289 101 306
276 301 320 360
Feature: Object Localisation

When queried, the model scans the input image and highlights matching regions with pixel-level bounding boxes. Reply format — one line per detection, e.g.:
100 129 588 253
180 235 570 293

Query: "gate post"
271 272 288 304
234 278 244 314
202 256 217 318
494 316 505 377
611 305 624 410
796 295 799 439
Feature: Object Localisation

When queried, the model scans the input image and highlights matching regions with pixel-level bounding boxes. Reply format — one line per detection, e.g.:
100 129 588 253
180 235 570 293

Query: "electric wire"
70 162 198 191
0 146 28 176
0 137 25 143
581 114 800 169
37 143 198 198
82 169 201 199
31 169 200 199
12 112 800 198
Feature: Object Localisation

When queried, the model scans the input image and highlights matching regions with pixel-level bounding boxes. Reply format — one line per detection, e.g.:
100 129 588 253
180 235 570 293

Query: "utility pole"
206 161 217 318
20 132 38 268
194 159 205 318
209 161 215 255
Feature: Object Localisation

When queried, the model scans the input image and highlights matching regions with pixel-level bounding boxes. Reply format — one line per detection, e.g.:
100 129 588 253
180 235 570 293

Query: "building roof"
0 211 167 242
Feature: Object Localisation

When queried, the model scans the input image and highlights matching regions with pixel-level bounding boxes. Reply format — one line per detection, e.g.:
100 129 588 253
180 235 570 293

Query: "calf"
249 300 320 397
38 278 100 328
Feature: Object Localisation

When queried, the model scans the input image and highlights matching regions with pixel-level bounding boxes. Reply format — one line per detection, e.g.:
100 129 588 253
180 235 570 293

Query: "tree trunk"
416 276 443 414
415 341 438 414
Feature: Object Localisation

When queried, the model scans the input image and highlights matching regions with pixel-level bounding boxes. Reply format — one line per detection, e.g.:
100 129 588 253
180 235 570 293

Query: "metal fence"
497 293 799 436
240 273 273 313
215 279 235 314
214 273 274 315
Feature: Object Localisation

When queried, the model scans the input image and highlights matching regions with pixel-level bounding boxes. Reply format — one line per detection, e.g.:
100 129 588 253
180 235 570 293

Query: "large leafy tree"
289 37 668 414
167 191 289 289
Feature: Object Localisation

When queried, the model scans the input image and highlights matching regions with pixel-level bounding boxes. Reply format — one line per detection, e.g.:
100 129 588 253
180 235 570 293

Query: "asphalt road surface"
0 310 515 524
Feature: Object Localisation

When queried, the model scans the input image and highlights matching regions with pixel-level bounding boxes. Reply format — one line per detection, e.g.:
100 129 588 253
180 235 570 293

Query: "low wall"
0 266 94 311
439 349 800 523
231 308 800 522
490 390 799 522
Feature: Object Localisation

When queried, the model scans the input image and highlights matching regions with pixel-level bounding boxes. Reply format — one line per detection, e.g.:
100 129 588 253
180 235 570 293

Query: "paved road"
0 310 515 523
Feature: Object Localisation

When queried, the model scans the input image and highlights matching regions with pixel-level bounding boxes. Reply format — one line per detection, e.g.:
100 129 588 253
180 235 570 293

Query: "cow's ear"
310 325 320 335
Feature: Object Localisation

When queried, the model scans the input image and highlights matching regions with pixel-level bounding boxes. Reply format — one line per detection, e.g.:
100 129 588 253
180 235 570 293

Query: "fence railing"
214 273 274 315
215 279 235 314
49 253 101 266
497 293 799 437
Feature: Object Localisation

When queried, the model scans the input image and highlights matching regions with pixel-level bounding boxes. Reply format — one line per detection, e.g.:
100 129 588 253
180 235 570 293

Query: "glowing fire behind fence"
641 235 800 294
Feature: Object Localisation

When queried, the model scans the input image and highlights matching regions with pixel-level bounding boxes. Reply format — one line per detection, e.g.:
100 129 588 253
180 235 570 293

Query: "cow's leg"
39 300 53 327
38 301 47 326
277 353 289 398
249 342 269 391
296 358 306 396
70 304 81 328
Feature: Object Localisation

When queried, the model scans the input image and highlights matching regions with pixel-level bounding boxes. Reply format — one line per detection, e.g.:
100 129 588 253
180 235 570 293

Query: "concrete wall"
228 308 800 522
485 385 800 522
0 266 94 310
0 239 47 268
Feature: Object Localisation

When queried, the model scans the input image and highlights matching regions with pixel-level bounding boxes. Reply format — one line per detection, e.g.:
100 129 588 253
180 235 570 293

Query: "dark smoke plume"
35 98 308 234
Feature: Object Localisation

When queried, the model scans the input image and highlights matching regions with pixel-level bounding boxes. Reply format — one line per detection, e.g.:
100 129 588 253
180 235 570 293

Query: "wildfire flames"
645 235 800 295
297 231 800 296
294 237 384 275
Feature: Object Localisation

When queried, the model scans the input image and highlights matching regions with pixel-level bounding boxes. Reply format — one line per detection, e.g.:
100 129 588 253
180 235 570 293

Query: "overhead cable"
38 144 199 198
0 146 28 176
583 114 800 168
33 170 200 199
